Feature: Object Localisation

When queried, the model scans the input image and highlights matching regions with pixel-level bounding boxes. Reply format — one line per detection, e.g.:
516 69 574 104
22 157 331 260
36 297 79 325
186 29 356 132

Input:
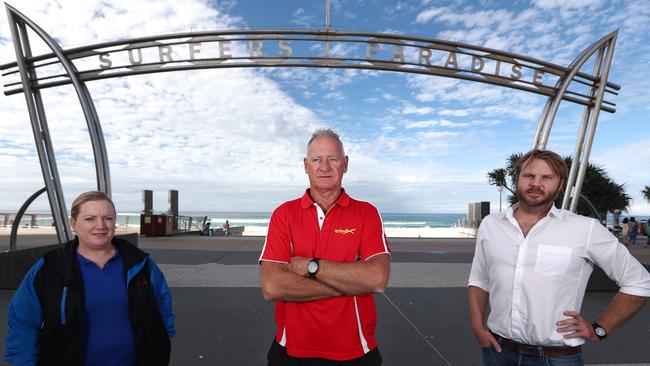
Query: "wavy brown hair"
514 150 568 189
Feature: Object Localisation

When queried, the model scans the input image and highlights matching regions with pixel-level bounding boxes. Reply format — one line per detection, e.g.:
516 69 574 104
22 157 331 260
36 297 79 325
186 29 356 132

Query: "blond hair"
70 191 116 220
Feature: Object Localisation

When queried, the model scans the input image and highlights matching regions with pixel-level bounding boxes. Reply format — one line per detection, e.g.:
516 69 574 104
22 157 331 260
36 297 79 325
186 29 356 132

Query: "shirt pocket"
534 245 573 277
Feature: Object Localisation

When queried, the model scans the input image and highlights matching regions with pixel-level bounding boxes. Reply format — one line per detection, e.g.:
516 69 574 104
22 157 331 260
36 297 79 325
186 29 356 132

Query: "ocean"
5 210 649 231
190 212 468 230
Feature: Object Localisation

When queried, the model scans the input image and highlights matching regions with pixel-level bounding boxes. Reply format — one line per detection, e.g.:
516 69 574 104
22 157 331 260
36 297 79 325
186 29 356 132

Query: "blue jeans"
482 346 583 366
629 233 637 245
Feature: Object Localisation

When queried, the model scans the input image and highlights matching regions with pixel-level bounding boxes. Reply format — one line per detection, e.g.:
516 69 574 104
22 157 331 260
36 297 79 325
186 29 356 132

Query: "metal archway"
1 3 619 243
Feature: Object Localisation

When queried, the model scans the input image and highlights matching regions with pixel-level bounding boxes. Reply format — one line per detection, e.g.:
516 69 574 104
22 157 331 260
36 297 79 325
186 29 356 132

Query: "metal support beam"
562 46 605 210
533 30 618 150
1 4 620 222
10 187 48 251
6 4 112 197
570 34 618 212
6 9 72 243
529 30 618 213
325 0 331 32
5 4 113 242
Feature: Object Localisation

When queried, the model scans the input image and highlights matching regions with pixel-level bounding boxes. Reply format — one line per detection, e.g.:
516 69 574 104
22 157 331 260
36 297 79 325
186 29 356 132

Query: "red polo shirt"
259 189 390 361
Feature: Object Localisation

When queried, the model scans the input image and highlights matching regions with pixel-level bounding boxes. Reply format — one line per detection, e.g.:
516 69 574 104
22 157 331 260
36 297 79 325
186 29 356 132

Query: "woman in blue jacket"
4 191 175 366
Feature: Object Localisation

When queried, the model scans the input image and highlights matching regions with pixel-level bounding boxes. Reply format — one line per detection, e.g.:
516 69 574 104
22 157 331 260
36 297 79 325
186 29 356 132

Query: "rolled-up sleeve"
586 220 650 297
468 220 490 291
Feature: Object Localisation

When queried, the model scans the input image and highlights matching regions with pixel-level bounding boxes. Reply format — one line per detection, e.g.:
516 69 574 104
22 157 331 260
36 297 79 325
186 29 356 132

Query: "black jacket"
7 237 173 366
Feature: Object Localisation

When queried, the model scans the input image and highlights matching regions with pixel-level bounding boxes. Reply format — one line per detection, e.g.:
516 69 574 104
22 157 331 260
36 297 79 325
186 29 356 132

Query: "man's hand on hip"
556 310 598 341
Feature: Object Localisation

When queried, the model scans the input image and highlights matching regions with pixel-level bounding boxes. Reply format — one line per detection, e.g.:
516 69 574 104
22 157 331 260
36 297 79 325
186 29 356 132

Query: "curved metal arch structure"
1 4 619 244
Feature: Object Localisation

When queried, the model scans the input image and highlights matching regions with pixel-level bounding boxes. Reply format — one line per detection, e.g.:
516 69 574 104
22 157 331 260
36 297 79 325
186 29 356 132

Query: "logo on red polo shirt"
334 228 356 235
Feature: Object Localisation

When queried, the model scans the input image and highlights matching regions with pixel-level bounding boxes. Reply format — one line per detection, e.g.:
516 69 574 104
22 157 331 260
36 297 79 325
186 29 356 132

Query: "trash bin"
140 214 173 236
140 214 154 236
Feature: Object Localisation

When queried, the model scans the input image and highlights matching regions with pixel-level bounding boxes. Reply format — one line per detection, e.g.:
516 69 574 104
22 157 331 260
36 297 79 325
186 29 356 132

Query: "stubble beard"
516 186 559 213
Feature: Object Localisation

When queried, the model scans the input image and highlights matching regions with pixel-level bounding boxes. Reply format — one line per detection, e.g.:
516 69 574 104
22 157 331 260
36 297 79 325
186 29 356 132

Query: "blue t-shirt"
77 250 136 366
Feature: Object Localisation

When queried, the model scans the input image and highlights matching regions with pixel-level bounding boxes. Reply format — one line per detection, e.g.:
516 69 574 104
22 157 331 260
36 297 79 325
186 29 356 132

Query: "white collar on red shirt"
300 188 351 209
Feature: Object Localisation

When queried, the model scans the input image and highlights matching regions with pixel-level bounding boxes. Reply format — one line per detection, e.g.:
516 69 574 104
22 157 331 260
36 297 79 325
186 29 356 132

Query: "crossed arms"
260 253 390 302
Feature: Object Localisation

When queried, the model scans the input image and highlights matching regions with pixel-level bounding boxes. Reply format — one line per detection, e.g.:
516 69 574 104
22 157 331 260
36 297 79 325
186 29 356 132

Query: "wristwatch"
307 258 320 279
592 322 607 340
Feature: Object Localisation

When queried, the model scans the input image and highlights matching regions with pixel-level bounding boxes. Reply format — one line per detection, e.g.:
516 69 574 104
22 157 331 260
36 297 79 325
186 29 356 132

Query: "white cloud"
291 8 315 27
417 131 459 139
591 139 650 214
533 0 605 10
439 109 471 117
324 91 345 100
402 104 434 115
1 0 648 216
0 0 323 212
414 7 448 24
404 119 469 129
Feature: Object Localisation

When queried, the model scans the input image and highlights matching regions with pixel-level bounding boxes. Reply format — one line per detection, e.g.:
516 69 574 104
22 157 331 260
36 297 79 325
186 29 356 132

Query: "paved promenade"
1 233 649 365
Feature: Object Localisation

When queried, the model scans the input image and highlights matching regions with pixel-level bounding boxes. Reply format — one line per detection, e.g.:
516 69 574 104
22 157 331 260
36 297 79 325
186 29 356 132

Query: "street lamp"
497 183 503 212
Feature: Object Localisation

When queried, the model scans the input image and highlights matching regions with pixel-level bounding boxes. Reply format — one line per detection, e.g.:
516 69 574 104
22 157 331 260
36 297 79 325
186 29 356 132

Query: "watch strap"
308 258 320 279
592 322 607 340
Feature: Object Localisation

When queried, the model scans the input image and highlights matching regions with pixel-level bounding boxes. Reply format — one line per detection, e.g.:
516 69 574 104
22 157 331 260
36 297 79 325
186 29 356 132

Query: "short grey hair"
307 128 345 155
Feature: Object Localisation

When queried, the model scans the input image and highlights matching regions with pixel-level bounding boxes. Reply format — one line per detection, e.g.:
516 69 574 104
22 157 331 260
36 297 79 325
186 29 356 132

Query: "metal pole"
532 98 552 149
10 187 47 251
538 31 618 148
7 11 72 243
499 185 503 212
6 4 112 197
561 106 591 209
326 0 331 32
562 47 604 210
570 34 618 212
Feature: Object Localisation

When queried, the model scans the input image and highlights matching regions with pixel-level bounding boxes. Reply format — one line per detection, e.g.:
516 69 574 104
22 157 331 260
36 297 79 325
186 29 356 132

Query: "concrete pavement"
0 234 649 365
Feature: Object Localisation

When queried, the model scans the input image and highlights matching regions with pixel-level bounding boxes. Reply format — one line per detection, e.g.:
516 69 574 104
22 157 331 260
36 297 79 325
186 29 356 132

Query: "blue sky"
0 0 648 215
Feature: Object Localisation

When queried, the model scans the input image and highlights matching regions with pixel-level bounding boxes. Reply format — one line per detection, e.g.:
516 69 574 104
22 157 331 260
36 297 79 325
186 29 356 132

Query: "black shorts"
267 340 382 366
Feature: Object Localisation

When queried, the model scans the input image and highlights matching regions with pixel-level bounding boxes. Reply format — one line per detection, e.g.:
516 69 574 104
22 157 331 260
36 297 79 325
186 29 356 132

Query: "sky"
0 0 649 215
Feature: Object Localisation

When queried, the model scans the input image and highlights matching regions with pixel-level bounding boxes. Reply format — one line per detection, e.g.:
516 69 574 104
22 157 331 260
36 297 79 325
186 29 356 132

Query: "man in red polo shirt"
259 128 391 365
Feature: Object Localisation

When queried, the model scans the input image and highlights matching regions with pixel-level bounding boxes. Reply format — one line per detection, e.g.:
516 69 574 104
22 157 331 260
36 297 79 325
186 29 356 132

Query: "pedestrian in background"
629 217 639 246
622 217 630 246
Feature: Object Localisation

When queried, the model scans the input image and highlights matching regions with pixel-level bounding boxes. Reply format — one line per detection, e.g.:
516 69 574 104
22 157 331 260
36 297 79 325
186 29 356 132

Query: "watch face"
308 261 318 274
595 327 606 337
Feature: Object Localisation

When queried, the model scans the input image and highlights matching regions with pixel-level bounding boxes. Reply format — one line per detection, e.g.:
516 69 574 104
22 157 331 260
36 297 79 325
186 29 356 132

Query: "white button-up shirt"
468 205 650 347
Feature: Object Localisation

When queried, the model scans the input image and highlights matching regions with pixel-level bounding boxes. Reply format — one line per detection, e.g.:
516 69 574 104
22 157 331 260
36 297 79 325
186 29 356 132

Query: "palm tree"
643 186 650 202
486 168 513 194
487 153 630 219
487 168 511 212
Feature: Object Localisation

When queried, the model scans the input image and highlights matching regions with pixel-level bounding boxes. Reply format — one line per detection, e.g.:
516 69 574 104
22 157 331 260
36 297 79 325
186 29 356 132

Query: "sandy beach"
241 225 476 238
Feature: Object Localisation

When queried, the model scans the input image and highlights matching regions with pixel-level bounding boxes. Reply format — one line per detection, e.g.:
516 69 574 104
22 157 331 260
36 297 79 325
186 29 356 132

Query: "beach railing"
139 214 208 236
174 215 207 233
1 212 53 229
1 212 140 229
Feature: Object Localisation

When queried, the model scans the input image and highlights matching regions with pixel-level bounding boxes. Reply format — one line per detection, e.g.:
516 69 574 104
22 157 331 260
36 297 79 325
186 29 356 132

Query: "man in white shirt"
468 150 650 365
